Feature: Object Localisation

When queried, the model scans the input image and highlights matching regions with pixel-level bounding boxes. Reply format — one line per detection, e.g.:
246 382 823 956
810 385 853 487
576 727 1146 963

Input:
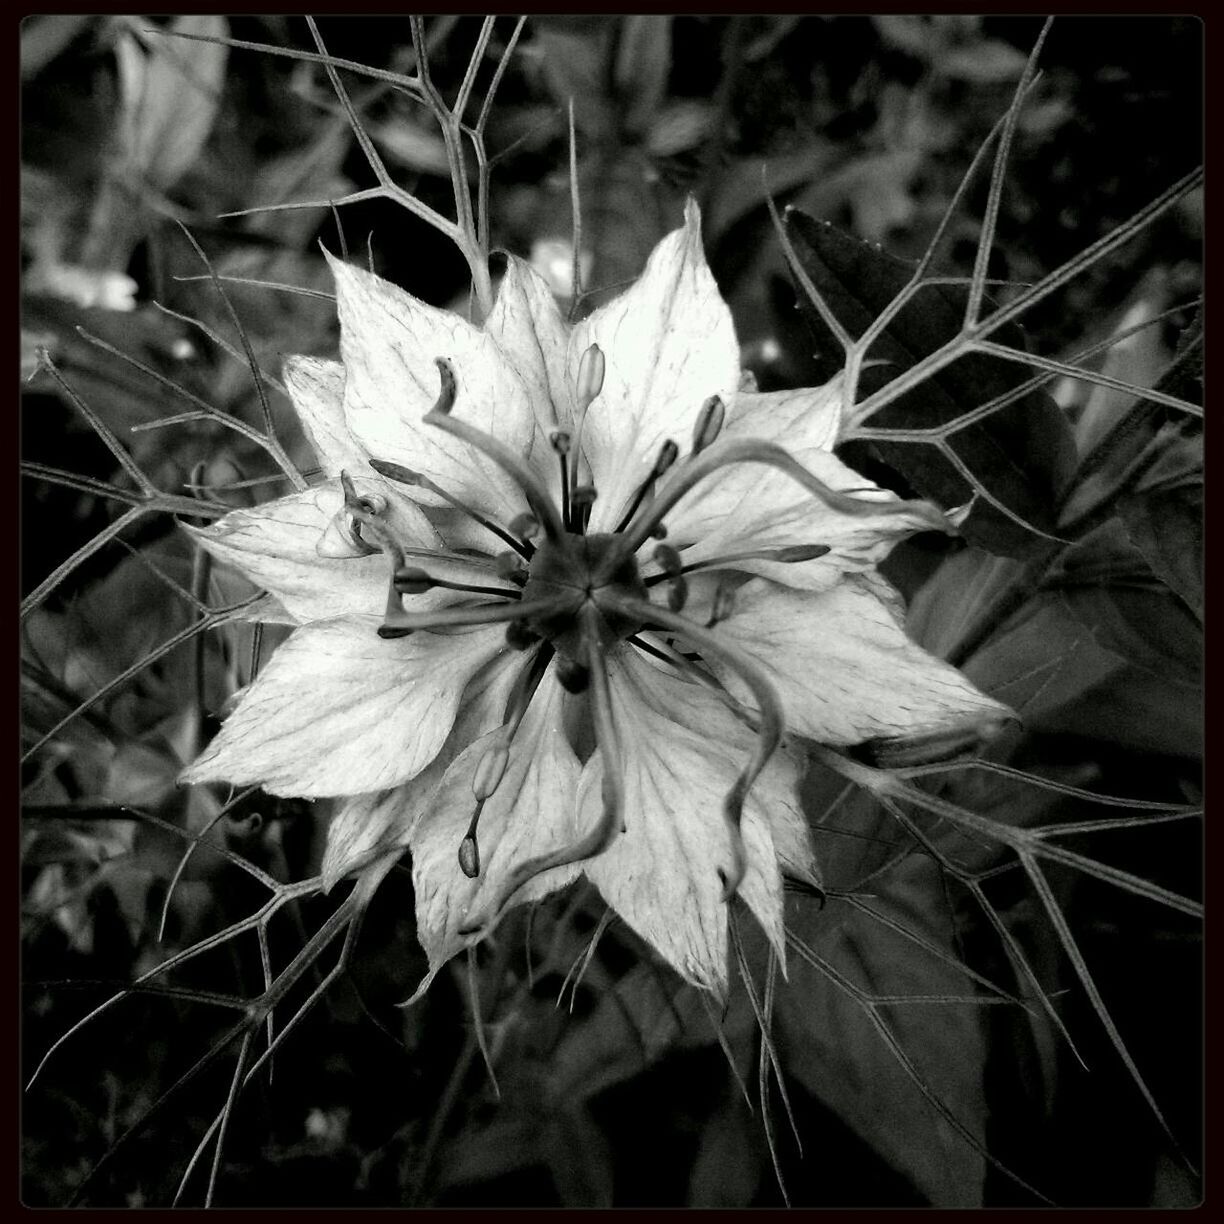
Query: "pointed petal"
329 254 536 519
408 668 585 976
282 355 366 477
486 256 576 438
581 646 811 993
686 576 1013 746
321 649 524 889
181 615 509 797
184 478 453 624
570 199 739 530
661 442 948 591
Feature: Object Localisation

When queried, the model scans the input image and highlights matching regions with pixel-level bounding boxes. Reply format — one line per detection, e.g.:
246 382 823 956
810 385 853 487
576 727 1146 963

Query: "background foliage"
21 15 1201 1207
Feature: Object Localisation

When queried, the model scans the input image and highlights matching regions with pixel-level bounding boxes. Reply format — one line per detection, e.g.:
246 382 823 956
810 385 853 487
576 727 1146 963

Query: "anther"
555 656 591 693
458 831 481 879
775 544 832 562
654 439 680 477
707 582 737 627
494 550 529 585
472 741 510 801
691 395 725 455
653 544 683 575
570 484 597 507
667 575 689 612
614 439 677 533
575 343 605 410
505 620 540 651
431 357 458 415
508 512 539 541
394 566 434 595
549 430 572 455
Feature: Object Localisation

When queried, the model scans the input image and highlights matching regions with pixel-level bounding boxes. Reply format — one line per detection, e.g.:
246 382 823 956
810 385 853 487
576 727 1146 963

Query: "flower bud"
315 511 378 558
691 395 726 455
576 343 605 408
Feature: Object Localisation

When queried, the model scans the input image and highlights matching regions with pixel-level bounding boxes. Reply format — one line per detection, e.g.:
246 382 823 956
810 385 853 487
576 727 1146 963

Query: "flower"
182 201 1010 995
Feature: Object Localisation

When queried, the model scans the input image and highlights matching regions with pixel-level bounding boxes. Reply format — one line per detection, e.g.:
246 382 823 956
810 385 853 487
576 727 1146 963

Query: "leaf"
784 211 1077 557
776 854 990 1205
1118 421 1202 616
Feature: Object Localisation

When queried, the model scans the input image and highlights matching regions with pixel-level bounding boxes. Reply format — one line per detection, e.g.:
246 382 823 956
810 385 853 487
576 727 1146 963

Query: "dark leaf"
784 211 1077 557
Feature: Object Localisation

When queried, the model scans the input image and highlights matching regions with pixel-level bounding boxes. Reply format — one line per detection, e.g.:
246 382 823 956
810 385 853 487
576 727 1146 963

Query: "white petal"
408 668 585 976
321 649 524 889
185 478 450 625
486 256 576 437
181 615 509 797
570 199 740 531
282 355 365 477
581 645 812 994
328 254 536 518
687 576 1013 746
661 444 949 591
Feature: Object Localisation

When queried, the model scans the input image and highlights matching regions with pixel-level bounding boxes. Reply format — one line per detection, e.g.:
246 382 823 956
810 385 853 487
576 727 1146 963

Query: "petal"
570 199 740 531
485 256 576 438
181 615 509 797
581 645 812 994
661 443 948 591
687 576 1013 746
282 355 365 477
328 254 536 518
408 668 585 977
185 478 456 625
321 648 524 889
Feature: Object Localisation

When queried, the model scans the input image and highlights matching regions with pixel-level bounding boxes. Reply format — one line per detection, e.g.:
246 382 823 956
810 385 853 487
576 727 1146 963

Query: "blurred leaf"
614 17 672 139
938 40 1028 83
116 16 229 192
542 1106 615 1206
647 100 715 158
785 211 1077 557
686 1090 760 1206
20 15 93 80
535 20 617 142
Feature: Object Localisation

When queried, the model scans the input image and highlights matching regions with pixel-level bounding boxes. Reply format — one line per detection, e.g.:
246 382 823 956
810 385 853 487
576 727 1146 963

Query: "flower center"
519 531 649 661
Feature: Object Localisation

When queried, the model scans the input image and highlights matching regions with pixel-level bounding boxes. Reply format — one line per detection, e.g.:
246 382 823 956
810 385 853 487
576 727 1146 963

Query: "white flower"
182 201 1010 995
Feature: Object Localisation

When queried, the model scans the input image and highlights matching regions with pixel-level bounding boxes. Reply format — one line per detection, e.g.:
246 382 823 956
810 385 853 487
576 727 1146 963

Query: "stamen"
457 644 553 880
370 457 533 559
423 358 567 543
458 607 624 935
394 566 522 600
606 593 785 902
642 543 832 585
317 470 386 557
377 595 560 639
551 430 572 531
505 620 541 651
613 437 948 560
652 543 687 612
613 439 679 534
690 394 726 455
569 342 606 491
